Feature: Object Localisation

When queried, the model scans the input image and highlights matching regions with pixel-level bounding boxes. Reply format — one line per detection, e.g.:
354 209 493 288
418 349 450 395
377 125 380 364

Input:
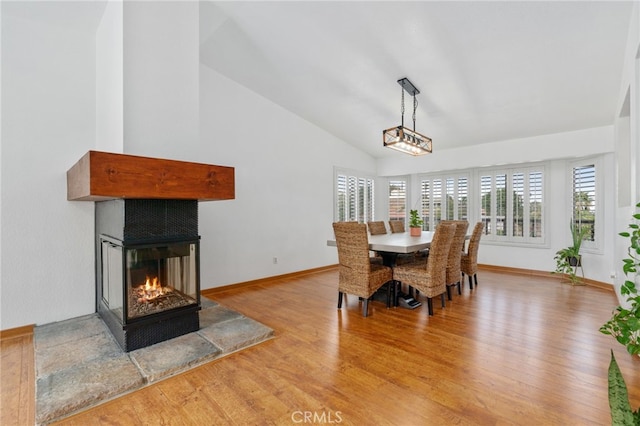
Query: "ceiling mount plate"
397 77 420 96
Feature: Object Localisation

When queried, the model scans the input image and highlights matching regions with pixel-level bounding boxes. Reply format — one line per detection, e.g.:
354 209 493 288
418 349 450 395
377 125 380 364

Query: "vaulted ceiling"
201 1 633 158
3 1 633 159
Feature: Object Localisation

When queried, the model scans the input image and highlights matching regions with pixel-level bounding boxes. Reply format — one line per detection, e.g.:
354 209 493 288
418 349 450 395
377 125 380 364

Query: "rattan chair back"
388 220 405 233
424 223 456 291
461 222 483 277
367 221 387 235
440 220 469 285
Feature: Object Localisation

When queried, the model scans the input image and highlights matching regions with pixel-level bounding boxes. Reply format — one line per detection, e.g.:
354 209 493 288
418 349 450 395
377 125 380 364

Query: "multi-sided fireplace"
96 199 201 351
67 151 234 351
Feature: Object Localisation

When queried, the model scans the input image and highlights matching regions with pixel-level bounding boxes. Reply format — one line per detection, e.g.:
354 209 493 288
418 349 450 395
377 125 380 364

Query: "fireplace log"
67 151 235 201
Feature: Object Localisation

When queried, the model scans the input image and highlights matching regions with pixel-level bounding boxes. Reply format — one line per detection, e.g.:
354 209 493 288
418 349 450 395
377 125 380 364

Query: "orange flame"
145 276 160 292
137 276 170 303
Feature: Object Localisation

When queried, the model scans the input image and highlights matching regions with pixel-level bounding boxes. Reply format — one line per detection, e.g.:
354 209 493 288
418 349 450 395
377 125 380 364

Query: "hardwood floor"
2 268 639 425
1 333 34 425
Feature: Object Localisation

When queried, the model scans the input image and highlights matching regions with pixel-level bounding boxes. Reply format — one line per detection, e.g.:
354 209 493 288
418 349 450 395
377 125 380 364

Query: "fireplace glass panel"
101 240 123 316
125 241 198 320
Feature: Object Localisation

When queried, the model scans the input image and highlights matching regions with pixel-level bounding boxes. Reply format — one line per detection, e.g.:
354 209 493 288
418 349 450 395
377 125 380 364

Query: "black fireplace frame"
95 199 201 352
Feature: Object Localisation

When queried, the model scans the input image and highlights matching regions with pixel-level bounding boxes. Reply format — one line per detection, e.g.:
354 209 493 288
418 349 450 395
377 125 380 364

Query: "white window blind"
458 177 468 221
335 170 374 222
388 178 407 224
432 179 442 228
420 174 469 231
446 178 455 220
496 174 507 236
529 171 543 238
512 173 525 237
478 167 544 244
572 164 596 242
421 180 432 231
480 175 493 236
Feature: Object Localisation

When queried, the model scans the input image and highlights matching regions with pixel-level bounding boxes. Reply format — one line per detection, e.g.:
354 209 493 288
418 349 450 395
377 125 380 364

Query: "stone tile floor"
34 299 274 425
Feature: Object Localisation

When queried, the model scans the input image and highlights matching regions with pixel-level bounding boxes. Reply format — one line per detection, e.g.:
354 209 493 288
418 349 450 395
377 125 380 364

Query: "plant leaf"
608 350 635 425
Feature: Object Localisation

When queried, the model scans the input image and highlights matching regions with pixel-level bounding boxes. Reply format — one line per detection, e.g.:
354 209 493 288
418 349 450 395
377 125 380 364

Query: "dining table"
326 230 436 266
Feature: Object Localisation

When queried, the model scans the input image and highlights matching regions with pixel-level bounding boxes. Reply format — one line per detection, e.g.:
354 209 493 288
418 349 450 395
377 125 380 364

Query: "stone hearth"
35 298 273 425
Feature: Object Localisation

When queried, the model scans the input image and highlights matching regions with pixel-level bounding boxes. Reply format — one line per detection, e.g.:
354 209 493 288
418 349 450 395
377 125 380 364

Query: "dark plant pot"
568 255 581 267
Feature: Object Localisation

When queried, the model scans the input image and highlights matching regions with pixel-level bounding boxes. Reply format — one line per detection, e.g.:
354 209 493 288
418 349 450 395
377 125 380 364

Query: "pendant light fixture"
383 78 432 156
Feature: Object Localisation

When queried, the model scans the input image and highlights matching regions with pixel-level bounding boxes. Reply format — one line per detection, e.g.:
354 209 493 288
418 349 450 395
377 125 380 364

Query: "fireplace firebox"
96 199 201 351
104 238 199 321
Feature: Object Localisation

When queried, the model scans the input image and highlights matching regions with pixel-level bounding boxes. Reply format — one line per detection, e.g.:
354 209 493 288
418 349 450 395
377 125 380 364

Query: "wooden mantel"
67 151 235 201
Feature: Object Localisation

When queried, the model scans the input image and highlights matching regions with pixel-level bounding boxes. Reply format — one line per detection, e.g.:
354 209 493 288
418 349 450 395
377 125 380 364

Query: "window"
480 175 492 236
529 171 543 238
458 177 468 221
496 173 507 236
421 179 431 230
388 177 407 225
570 159 600 250
478 166 544 244
431 179 442 229
512 173 524 237
335 169 375 222
420 174 469 231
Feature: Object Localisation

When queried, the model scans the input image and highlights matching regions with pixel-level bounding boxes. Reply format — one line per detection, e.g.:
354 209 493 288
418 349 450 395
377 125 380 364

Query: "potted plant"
600 201 640 356
409 209 423 237
552 220 589 285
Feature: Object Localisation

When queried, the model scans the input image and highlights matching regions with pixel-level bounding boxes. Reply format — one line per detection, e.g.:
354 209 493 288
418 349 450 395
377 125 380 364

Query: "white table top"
327 231 436 254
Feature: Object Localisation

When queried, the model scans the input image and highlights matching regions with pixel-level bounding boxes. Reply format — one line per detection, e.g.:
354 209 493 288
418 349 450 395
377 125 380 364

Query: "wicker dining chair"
367 221 387 235
366 221 388 264
440 220 469 300
388 219 421 266
332 222 394 317
392 222 455 315
388 220 405 233
461 222 484 289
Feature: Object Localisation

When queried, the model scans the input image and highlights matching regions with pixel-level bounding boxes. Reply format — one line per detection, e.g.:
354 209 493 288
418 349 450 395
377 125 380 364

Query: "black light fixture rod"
397 77 420 96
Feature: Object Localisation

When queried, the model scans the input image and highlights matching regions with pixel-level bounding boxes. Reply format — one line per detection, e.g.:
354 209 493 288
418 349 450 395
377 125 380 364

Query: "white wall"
198 66 376 287
377 126 614 176
1 6 99 329
123 1 200 159
612 2 640 305
1 1 3 331
96 0 123 153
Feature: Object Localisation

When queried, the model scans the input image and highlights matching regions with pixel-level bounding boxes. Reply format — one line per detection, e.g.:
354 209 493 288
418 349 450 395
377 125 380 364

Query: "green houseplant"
600 202 640 356
409 209 424 236
552 220 590 285
600 203 640 425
